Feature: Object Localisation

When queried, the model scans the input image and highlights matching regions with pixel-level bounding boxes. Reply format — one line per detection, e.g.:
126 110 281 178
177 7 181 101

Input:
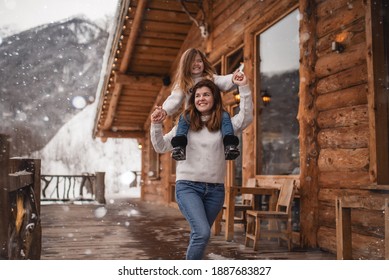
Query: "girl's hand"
232 71 247 86
151 106 167 124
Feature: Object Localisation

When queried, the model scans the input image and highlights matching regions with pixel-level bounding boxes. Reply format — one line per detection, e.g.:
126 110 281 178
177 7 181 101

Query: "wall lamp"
332 41 345 53
261 90 271 106
233 91 240 103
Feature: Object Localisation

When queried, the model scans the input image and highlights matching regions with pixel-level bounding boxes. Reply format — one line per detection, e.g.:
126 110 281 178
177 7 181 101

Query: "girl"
153 48 241 161
150 74 253 260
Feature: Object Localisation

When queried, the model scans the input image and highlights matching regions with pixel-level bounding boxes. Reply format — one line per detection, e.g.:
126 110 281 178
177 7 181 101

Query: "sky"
0 0 119 33
260 9 300 74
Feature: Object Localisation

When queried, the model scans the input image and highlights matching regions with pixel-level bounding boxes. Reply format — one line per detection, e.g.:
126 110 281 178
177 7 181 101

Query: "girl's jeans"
176 111 234 137
175 180 225 260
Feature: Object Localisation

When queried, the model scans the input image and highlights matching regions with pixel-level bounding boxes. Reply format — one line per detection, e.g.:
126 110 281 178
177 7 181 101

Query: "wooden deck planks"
40 198 335 260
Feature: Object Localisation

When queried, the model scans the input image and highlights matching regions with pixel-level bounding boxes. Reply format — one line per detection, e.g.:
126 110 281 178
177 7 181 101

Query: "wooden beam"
114 73 163 86
143 21 191 34
129 52 176 61
101 84 122 130
116 106 154 113
96 130 145 139
144 9 193 23
137 37 182 48
111 125 143 131
141 30 187 41
148 0 198 13
120 0 148 72
102 73 162 131
120 99 156 106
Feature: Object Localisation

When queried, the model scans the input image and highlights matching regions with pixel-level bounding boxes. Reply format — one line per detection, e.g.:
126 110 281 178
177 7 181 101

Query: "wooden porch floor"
40 197 336 260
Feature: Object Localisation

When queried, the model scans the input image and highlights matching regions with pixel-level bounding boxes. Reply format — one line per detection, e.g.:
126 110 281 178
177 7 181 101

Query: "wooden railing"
0 134 107 259
41 173 100 202
40 172 106 203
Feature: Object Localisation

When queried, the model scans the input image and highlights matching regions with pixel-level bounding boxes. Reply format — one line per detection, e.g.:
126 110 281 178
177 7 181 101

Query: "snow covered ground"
32 101 142 198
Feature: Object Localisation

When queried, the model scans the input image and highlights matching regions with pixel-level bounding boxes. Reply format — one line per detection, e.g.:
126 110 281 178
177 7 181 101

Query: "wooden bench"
335 195 389 260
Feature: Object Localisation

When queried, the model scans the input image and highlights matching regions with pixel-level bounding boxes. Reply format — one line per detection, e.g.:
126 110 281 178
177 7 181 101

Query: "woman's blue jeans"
175 180 225 260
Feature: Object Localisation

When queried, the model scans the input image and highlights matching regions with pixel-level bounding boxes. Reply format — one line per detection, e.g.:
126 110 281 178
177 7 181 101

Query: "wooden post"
212 210 222 236
225 186 237 241
298 0 319 248
336 194 389 260
95 172 106 204
8 158 41 259
385 198 389 260
0 134 10 259
335 197 352 259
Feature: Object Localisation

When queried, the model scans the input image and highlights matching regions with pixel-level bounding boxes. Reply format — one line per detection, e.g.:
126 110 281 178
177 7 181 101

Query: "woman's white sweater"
162 74 234 116
151 84 253 184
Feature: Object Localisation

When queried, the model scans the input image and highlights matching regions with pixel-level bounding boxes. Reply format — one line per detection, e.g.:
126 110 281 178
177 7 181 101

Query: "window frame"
215 46 244 187
369 0 389 184
253 8 301 176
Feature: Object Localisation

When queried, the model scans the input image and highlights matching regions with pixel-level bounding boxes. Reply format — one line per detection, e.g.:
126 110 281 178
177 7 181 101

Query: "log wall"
314 0 387 259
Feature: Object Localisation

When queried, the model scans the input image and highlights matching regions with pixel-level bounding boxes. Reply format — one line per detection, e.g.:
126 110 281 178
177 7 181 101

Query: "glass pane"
256 10 300 175
214 62 222 75
226 48 243 74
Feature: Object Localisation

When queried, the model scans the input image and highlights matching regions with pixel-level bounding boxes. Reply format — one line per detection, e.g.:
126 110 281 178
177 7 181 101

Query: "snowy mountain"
1 16 142 196
32 101 142 196
0 17 109 156
0 25 19 38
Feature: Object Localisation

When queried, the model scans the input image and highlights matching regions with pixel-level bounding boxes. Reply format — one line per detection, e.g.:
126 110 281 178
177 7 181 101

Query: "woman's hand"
232 71 247 86
151 106 167 124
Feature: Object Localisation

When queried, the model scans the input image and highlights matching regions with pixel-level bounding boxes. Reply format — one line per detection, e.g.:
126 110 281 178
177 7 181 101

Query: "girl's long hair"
183 79 224 132
173 48 215 95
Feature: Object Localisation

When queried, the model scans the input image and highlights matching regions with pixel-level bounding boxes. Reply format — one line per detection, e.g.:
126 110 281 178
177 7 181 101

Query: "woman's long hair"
183 79 224 132
173 48 215 95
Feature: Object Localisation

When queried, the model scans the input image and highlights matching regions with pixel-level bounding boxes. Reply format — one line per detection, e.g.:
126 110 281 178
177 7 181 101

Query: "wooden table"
224 185 280 241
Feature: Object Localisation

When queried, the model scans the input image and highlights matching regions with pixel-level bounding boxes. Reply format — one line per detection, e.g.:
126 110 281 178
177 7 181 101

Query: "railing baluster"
39 174 104 203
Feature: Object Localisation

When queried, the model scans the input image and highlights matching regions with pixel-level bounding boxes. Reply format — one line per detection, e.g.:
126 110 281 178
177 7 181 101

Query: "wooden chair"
245 179 295 251
221 178 256 229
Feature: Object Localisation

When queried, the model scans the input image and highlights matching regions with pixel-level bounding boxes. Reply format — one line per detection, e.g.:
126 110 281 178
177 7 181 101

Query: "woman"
152 48 241 161
150 74 253 260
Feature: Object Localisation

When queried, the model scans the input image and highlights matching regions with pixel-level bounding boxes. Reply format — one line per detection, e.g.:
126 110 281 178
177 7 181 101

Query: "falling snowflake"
94 206 107 218
71 96 87 109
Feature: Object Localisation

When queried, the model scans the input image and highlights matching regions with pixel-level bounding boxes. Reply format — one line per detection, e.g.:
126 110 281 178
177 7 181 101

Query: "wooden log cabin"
92 0 389 259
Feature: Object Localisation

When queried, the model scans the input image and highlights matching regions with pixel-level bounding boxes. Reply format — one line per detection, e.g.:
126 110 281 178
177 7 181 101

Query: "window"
256 10 300 176
213 48 243 186
214 61 222 75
